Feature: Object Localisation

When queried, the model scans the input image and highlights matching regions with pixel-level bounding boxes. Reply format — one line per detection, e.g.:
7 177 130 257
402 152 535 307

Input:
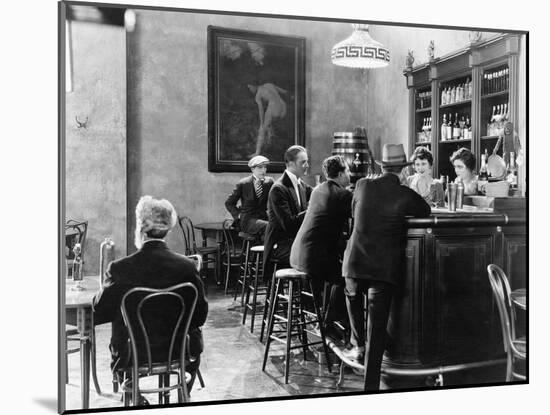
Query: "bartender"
450 147 478 195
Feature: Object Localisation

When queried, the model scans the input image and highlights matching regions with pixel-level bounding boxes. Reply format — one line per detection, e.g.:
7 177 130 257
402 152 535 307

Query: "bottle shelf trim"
440 99 472 109
481 90 509 100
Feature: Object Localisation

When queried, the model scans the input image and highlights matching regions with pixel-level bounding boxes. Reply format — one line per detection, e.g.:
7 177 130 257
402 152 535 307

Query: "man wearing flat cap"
342 144 430 391
225 155 274 237
93 195 209 403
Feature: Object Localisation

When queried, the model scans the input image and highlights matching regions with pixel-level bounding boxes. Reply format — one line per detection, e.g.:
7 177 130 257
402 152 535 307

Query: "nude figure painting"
208 27 305 172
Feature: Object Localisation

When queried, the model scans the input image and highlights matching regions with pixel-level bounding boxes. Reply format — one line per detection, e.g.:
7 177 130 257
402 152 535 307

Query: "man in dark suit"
225 155 274 237
290 155 352 333
264 145 312 270
93 196 208 402
342 144 431 391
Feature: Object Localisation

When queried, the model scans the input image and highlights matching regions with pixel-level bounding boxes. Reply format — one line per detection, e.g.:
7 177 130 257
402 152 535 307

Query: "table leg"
216 239 222 285
77 307 93 409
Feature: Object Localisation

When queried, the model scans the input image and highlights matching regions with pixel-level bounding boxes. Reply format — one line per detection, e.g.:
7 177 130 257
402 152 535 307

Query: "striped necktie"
255 179 263 199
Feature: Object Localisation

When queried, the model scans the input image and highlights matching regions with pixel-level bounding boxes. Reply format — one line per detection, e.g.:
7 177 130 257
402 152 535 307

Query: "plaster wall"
126 11 369 252
65 21 127 274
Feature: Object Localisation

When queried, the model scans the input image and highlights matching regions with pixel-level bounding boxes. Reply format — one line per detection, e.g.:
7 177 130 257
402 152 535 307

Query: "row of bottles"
418 117 432 142
416 91 432 109
482 68 509 95
440 78 472 105
441 113 472 141
487 103 509 136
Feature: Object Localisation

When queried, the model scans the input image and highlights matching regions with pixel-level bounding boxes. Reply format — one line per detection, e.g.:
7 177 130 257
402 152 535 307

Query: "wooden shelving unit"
404 34 521 183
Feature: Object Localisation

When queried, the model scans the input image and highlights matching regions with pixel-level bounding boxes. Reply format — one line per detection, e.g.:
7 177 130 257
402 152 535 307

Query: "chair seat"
238 232 256 241
250 245 264 253
275 268 307 279
196 246 218 255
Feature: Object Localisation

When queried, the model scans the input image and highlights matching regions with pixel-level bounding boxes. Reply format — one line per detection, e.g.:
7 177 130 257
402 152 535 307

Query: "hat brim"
375 160 413 167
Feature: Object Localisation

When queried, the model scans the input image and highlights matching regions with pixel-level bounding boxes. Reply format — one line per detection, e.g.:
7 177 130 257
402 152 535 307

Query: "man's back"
343 174 430 285
93 240 208 370
290 180 352 276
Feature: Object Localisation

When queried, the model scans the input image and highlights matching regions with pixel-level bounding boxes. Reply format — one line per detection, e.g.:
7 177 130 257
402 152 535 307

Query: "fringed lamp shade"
331 24 390 69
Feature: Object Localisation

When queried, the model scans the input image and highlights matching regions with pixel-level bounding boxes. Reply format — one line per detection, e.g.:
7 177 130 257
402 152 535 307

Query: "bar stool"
242 245 267 333
262 268 332 384
233 232 257 305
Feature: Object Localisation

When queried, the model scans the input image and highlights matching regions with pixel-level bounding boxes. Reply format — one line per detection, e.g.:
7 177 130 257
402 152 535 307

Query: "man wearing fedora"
225 155 274 237
342 143 431 391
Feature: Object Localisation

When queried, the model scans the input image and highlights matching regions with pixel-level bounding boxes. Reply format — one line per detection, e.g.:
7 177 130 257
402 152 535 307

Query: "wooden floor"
64 274 509 411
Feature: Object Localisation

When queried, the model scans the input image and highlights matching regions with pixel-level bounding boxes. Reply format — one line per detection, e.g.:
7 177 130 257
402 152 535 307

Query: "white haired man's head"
134 195 177 249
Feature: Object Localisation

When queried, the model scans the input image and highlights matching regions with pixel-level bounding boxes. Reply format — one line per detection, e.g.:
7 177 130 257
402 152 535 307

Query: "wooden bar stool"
242 245 267 333
233 232 256 305
259 258 282 343
262 268 332 384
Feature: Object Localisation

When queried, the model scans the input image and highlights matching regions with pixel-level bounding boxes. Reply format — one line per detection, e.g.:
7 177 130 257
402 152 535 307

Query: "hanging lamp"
331 24 390 68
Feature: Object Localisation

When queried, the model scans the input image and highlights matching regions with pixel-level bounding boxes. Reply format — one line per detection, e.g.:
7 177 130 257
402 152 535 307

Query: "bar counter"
382 203 526 377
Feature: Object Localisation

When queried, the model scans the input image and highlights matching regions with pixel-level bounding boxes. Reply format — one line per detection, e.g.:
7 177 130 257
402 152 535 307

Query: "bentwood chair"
178 216 218 281
221 219 245 294
118 282 199 406
65 220 88 278
487 264 526 381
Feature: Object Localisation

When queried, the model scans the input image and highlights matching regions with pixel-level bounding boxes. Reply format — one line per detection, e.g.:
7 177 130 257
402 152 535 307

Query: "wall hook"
75 116 88 129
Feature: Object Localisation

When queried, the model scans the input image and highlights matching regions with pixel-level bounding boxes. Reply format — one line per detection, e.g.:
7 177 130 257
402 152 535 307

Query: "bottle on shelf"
507 151 518 189
446 113 453 139
449 85 455 103
466 116 472 140
441 114 448 141
445 86 451 104
441 87 447 106
452 112 461 139
459 115 466 139
467 77 472 99
478 149 489 193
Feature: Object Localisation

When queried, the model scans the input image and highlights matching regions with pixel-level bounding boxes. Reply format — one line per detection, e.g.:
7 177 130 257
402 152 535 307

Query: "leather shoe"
342 346 365 362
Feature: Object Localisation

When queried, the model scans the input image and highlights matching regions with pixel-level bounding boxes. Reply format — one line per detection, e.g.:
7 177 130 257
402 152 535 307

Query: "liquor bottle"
450 85 456 103
507 151 518 189
441 87 447 105
505 68 509 90
446 113 453 138
478 149 489 193
466 77 472 99
490 105 497 123
466 117 472 140
428 117 432 139
452 112 460 139
441 114 448 141
459 115 466 139
503 102 509 122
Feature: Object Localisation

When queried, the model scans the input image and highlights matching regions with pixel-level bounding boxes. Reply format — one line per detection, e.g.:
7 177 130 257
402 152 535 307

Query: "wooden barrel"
332 131 374 187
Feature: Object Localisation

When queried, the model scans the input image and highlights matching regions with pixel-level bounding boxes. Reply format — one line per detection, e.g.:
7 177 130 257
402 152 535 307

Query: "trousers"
344 278 394 391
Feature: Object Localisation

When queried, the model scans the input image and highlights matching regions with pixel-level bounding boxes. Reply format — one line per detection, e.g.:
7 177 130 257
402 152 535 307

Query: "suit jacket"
93 240 208 372
224 175 274 233
290 180 352 278
264 171 312 266
342 174 431 285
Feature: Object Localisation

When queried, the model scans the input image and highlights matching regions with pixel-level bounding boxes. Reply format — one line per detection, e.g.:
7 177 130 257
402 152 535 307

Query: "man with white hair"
93 195 208 403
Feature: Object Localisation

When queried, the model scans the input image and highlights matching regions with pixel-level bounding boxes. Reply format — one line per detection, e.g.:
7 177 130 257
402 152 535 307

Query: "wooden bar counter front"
381 207 526 380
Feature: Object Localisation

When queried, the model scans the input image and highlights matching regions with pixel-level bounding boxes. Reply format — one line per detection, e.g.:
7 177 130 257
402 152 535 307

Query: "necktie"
255 179 263 199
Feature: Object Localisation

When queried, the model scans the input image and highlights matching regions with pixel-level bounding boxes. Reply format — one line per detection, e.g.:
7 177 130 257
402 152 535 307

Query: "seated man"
225 155 274 238
93 195 208 403
264 145 312 272
290 155 352 338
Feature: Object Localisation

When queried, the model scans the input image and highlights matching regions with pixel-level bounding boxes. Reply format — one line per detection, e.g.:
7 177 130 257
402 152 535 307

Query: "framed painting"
208 26 305 172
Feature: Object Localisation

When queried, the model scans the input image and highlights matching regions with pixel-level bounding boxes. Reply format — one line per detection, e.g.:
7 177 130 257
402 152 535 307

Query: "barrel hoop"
333 138 367 144
332 149 368 154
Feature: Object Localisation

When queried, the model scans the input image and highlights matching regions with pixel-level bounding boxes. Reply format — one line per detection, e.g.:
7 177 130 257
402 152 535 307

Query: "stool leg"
297 279 308 361
308 279 332 373
250 252 261 333
260 263 277 343
240 243 251 306
91 328 102 395
284 279 294 384
224 251 232 295
242 252 253 325
262 278 281 371
158 374 164 404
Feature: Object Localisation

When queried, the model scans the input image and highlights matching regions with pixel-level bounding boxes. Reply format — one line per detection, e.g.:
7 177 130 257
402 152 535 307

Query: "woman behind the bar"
407 146 445 207
450 147 478 195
